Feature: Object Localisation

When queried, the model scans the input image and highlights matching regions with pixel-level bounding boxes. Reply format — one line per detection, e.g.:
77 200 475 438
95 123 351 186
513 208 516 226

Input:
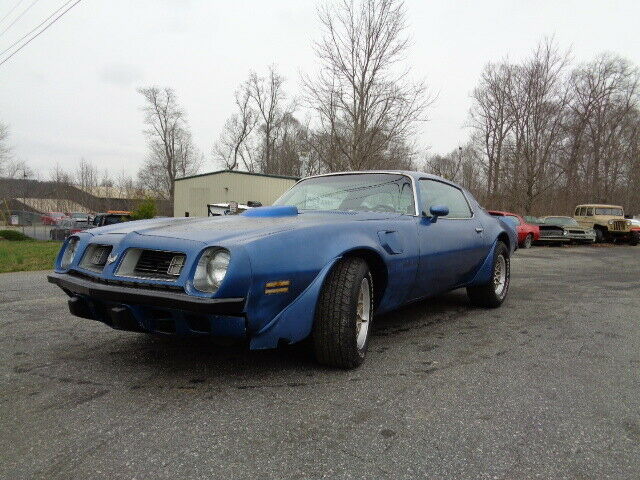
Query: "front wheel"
630 231 640 246
312 257 373 369
467 241 510 308
522 234 533 249
595 228 605 243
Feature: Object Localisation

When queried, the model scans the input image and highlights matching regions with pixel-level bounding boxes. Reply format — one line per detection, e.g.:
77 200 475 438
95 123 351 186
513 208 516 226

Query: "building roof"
175 169 300 182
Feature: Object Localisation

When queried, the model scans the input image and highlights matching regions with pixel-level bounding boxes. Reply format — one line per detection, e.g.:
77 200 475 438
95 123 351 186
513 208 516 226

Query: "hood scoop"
242 205 298 218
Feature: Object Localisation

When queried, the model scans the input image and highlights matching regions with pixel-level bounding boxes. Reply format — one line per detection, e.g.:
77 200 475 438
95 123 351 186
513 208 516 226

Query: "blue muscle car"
48 171 516 368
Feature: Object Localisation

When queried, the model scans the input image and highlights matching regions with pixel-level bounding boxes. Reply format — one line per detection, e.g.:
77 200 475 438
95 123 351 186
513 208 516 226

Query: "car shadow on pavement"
54 290 475 392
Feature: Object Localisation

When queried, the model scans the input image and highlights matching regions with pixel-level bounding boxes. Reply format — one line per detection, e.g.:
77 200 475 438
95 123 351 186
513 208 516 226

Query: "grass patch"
0 239 61 273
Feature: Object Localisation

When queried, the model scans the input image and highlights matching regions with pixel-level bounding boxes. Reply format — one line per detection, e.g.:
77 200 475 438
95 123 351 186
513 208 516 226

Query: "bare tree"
0 121 12 175
567 54 640 203
137 87 202 202
469 62 514 201
507 40 571 213
75 158 100 192
213 80 258 171
248 66 295 173
303 0 433 171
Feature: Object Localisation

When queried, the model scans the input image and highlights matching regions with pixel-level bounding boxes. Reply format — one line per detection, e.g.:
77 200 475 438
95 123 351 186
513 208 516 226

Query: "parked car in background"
91 211 131 227
41 212 68 225
50 219 90 241
48 171 517 369
539 216 596 244
488 210 539 248
68 212 90 222
574 204 639 245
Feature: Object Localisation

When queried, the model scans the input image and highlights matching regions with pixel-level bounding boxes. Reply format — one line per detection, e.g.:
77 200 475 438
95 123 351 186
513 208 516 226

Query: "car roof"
540 215 571 219
575 204 623 209
487 210 520 217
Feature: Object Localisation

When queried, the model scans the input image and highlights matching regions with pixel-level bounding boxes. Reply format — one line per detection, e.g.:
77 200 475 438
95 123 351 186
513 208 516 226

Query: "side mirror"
424 205 449 222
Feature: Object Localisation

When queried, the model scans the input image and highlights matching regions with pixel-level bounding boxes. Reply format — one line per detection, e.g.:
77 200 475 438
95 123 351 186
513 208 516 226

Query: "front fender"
249 257 340 350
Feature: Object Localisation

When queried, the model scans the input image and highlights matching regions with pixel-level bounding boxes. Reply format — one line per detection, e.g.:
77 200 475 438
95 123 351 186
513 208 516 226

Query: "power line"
0 0 40 37
0 0 75 58
0 0 27 26
0 0 82 68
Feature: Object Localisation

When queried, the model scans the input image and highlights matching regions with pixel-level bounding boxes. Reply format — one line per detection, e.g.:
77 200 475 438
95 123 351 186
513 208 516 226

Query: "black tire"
312 257 373 369
630 231 640 246
522 233 533 249
467 241 510 308
595 228 605 243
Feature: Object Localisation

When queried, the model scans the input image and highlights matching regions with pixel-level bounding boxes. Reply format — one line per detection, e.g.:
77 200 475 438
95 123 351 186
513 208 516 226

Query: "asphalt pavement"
1 246 639 479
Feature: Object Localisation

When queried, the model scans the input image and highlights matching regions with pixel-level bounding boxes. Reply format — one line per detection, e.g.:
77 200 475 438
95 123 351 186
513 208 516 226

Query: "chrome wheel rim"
494 254 507 298
356 277 371 350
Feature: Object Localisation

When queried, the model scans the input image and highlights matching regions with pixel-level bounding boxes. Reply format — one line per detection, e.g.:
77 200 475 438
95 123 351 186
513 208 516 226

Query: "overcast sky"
1 0 639 179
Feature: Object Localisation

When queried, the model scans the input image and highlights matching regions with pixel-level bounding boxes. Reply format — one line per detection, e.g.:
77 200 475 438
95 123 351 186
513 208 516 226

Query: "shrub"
0 230 30 241
131 198 157 220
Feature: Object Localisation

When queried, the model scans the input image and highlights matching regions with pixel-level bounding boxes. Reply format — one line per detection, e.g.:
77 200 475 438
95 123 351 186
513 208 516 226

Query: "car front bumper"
48 272 247 337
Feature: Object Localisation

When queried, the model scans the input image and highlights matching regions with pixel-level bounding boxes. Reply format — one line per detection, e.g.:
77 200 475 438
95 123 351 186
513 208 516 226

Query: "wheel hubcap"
493 254 508 298
356 277 371 350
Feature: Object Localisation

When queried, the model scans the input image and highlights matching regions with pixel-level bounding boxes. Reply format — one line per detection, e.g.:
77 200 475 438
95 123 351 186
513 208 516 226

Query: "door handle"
475 227 484 233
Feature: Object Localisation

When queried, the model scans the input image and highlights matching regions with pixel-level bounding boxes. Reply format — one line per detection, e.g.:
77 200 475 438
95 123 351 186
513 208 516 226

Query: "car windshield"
274 173 415 215
595 208 623 216
545 217 577 226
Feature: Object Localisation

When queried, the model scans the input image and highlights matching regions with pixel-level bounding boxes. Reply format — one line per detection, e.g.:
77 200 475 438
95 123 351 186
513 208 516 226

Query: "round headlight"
608 219 614 225
194 248 230 293
60 237 79 269
626 220 631 226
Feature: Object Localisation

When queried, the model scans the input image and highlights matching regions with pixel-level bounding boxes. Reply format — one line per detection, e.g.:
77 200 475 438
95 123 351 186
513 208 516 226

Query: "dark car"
92 212 131 227
50 219 90 241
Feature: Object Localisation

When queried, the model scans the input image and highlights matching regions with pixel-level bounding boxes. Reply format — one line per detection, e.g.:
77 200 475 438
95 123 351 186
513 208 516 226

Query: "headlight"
626 220 631 226
608 220 614 225
193 248 230 293
562 230 567 235
60 237 79 269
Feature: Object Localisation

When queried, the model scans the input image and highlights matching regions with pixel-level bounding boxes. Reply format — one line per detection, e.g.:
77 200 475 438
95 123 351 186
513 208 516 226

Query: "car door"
410 179 488 299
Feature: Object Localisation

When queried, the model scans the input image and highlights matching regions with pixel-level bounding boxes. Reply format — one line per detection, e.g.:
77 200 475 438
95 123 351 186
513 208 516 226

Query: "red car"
488 210 540 248
41 212 68 225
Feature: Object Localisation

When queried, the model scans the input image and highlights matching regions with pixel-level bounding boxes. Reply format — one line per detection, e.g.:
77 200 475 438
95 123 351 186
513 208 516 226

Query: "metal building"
173 170 299 217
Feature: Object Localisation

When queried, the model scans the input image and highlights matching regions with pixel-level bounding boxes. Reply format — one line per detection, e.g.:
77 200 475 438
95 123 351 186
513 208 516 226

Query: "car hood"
88 211 402 244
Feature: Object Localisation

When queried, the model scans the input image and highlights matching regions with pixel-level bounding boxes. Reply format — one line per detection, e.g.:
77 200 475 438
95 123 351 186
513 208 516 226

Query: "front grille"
612 220 627 231
568 229 584 235
540 229 562 237
80 244 113 272
133 250 186 280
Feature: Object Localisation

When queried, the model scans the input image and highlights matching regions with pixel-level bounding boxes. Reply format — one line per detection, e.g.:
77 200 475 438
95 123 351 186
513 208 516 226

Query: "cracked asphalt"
1 246 639 479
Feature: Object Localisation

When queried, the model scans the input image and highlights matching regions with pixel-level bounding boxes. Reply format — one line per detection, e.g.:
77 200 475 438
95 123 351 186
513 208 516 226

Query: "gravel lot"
1 246 639 479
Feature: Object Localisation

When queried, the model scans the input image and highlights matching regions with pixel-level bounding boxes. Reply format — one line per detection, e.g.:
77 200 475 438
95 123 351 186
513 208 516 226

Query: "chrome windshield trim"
282 171 420 217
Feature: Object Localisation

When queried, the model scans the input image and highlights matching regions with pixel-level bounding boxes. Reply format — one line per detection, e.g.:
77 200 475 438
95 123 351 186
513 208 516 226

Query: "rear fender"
466 239 498 287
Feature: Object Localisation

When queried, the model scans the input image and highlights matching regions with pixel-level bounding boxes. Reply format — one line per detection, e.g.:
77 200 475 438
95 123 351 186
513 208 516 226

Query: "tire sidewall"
523 234 532 249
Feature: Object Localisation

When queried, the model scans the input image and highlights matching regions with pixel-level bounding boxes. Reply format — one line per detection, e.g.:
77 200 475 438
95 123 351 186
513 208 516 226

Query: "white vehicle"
207 202 258 216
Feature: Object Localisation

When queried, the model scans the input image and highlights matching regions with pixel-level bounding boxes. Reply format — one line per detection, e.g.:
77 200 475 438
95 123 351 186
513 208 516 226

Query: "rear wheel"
522 234 533 249
312 257 373 369
467 241 510 308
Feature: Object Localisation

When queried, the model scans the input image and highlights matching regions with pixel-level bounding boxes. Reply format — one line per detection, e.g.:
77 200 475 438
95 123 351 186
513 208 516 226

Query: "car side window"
586 208 593 216
575 207 581 216
419 180 472 219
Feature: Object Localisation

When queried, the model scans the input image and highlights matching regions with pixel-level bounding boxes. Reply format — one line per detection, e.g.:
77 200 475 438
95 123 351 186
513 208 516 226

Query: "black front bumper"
47 272 245 315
